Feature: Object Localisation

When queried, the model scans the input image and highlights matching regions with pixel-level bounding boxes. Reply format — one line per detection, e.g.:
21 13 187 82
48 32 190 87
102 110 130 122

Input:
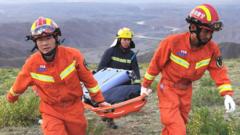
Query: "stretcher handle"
85 94 147 113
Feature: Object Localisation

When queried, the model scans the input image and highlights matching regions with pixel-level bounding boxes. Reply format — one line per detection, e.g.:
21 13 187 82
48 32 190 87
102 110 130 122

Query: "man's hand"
224 95 236 113
6 92 19 103
140 86 152 96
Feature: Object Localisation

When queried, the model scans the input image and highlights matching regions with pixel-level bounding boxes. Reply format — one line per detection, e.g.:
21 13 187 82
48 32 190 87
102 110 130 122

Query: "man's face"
35 35 56 54
190 24 214 45
120 38 131 49
198 26 214 43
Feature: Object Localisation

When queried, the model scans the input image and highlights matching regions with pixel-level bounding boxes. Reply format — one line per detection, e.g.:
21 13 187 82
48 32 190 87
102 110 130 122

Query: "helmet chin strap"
31 36 59 62
189 25 212 47
42 46 57 62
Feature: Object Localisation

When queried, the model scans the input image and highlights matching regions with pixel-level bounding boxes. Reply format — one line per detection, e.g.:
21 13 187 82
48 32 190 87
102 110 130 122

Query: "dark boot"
102 118 118 129
106 118 118 129
101 117 108 122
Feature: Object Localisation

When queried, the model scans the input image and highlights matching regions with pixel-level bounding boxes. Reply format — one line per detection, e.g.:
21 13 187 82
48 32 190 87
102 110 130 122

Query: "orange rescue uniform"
7 46 105 135
142 32 233 135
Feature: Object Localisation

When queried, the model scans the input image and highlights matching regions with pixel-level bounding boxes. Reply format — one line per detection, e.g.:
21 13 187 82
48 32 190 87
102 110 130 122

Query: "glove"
98 101 111 107
224 95 236 113
6 92 19 103
140 86 152 96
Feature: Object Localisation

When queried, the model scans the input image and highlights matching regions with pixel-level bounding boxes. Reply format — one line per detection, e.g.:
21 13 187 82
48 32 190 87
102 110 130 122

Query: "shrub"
0 68 19 95
192 87 222 107
0 92 40 127
187 107 239 135
192 76 222 107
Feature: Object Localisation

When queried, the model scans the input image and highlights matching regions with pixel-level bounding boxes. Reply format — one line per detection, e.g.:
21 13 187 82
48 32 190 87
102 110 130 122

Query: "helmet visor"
32 25 55 36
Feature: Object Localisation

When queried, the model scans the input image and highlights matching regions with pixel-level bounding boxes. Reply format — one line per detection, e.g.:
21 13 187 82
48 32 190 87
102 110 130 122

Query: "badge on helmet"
186 4 223 31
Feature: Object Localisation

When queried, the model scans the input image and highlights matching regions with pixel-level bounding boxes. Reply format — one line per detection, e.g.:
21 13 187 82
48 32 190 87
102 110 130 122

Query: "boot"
102 118 118 129
106 118 118 129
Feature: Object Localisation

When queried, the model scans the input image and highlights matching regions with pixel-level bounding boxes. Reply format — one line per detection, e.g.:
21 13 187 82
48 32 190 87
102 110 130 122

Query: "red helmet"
186 4 223 31
30 16 61 38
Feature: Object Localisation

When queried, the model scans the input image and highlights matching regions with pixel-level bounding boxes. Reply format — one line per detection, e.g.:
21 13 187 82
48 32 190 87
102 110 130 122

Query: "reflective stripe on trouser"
157 79 192 135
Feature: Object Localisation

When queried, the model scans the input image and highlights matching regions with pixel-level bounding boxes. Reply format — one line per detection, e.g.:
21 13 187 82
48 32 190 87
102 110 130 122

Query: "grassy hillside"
0 59 240 135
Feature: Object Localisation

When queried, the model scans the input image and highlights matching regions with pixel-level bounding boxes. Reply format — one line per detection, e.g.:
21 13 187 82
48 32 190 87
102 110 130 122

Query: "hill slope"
0 58 240 134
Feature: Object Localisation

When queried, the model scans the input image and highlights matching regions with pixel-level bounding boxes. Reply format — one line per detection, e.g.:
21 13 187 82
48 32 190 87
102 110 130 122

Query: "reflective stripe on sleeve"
9 87 21 96
144 72 155 81
218 84 233 93
88 85 100 93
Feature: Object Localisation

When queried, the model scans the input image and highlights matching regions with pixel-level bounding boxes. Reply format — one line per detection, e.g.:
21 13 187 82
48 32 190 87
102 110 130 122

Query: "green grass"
192 76 222 107
188 61 240 135
0 92 39 127
187 107 240 135
87 118 105 135
0 68 19 95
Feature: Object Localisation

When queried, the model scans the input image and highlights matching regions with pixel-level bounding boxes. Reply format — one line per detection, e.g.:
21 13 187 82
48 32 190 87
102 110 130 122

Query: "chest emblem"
37 65 46 72
176 50 187 57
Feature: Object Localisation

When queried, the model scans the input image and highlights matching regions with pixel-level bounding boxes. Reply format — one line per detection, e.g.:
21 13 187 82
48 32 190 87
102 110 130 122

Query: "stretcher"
94 68 131 92
83 93 147 118
83 68 147 118
83 68 132 99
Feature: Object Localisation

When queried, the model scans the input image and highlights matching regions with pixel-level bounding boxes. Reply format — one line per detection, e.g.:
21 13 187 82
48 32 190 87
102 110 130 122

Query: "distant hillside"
219 42 240 59
137 42 240 63
0 3 240 67
0 20 119 67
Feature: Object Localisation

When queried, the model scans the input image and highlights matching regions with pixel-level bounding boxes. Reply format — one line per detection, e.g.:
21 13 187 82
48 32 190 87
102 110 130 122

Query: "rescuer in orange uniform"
141 4 236 135
6 17 110 135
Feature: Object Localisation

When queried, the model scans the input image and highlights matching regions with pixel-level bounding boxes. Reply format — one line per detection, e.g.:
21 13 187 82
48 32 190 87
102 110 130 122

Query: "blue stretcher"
82 68 147 118
94 68 131 92
83 68 132 99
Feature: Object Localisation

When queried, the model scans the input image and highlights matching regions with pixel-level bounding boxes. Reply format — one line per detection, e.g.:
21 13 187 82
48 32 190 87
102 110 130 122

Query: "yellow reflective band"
60 60 76 80
88 85 100 93
198 5 212 22
133 79 141 83
195 58 211 69
144 72 155 81
9 87 20 96
30 72 54 83
111 57 131 64
218 84 233 93
170 53 190 68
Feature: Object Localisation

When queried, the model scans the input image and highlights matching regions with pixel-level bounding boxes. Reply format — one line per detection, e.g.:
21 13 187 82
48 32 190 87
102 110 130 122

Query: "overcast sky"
0 0 238 4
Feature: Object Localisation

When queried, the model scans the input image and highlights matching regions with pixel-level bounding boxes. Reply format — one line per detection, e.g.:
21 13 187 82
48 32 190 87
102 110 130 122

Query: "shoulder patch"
216 56 223 68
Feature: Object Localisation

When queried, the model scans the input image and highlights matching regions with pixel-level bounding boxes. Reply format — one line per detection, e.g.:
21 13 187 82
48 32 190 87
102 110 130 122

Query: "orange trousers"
40 99 87 135
157 79 192 135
